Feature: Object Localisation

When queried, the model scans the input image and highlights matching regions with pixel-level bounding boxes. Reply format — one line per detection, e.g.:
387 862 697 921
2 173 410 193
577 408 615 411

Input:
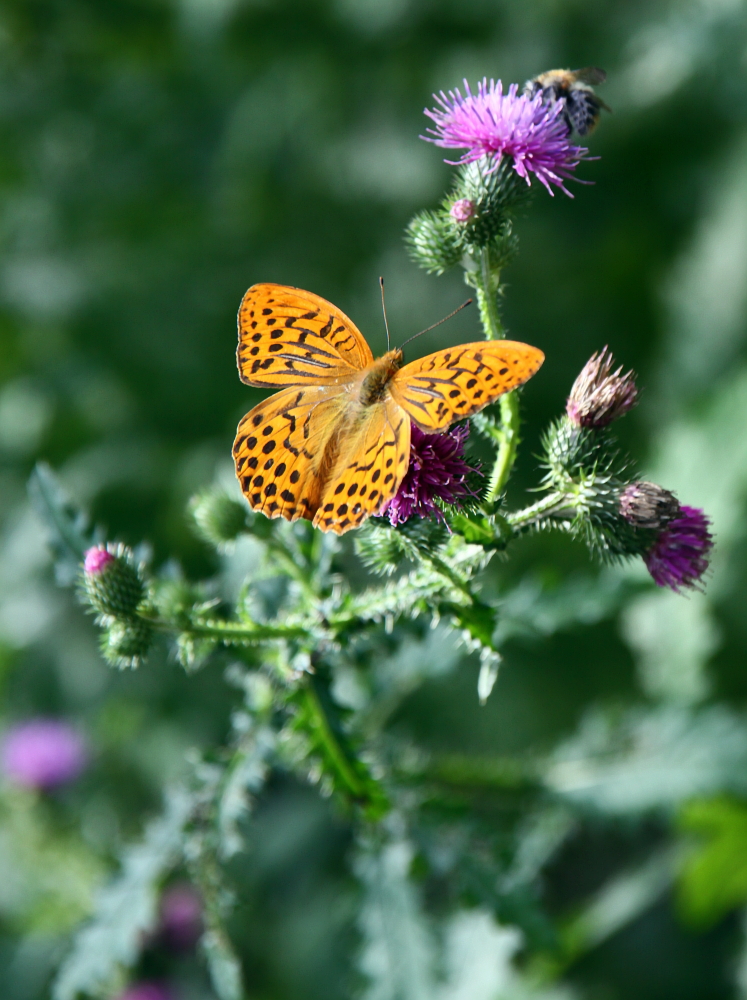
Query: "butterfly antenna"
398 298 473 352
379 276 391 353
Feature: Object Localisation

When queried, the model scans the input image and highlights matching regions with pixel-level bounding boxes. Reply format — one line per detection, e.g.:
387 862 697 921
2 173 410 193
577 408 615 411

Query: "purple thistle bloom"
117 984 175 1000
1 719 87 790
450 198 476 222
643 505 713 593
423 79 591 197
380 423 481 526
159 883 203 951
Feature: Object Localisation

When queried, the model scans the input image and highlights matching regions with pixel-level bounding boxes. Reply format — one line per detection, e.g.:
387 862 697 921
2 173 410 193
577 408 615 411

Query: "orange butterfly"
233 284 544 534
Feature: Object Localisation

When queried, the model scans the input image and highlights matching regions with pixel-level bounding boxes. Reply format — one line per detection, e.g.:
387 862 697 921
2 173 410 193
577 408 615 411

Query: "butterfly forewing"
314 398 410 534
233 386 350 523
391 341 544 432
237 284 374 389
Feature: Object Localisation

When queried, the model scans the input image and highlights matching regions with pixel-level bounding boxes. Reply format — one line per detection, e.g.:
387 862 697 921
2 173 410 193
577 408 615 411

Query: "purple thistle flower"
380 423 481 526
450 198 476 222
117 984 175 1000
567 347 638 429
423 79 591 197
643 505 713 593
159 883 203 951
1 719 87 790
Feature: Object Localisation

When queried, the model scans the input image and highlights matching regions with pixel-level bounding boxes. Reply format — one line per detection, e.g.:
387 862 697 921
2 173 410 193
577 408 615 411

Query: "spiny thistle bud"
619 481 680 531
566 347 638 429
82 544 145 621
450 198 476 222
643 505 713 593
100 616 154 669
189 488 247 551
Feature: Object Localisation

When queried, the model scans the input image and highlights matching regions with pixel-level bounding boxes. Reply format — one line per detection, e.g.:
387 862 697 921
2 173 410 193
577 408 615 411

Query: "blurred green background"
2 0 747 998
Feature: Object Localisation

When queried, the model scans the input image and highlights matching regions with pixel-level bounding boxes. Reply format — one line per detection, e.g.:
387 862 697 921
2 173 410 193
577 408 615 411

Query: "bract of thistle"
379 423 481 526
619 481 680 531
566 347 638 429
643 505 714 593
423 79 591 196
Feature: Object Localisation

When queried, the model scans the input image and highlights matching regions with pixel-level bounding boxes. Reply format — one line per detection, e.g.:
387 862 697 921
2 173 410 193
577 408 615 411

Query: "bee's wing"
573 67 607 85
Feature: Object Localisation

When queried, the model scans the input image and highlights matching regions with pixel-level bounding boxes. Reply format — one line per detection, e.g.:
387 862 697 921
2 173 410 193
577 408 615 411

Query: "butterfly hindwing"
314 398 410 534
233 386 350 523
237 284 374 389
391 341 545 432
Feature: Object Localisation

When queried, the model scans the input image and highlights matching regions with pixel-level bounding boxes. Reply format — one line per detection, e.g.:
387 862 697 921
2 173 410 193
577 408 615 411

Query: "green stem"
265 540 317 601
505 492 575 531
427 553 473 601
146 614 310 645
472 248 523 503
475 248 504 340
485 392 520 503
302 680 366 800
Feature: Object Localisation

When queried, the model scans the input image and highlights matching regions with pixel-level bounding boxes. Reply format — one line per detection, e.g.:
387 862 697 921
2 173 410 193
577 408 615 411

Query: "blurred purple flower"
644 505 713 593
117 983 175 1000
1 719 87 790
84 546 114 575
450 198 476 222
159 883 203 951
423 79 590 196
380 423 480 526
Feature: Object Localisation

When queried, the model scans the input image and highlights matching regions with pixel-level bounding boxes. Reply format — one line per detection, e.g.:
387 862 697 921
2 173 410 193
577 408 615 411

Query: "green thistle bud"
405 209 464 275
100 617 154 669
189 488 247 550
82 545 145 620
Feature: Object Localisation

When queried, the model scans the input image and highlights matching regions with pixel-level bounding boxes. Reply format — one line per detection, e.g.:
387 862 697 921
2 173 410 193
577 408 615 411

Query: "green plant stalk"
302 680 367 800
506 492 576 531
145 614 311 645
473 248 521 503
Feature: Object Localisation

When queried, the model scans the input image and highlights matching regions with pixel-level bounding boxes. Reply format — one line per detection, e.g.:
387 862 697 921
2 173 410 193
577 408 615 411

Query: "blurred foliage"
2 1 747 999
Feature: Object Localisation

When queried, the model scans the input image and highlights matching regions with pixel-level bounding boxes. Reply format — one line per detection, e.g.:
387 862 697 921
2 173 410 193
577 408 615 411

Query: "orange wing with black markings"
392 341 545 431
237 284 373 388
313 397 410 534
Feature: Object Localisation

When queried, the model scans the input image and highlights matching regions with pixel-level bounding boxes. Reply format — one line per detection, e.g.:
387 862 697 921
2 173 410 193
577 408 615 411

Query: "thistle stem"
145 614 310 645
472 248 522 503
506 492 575 531
302 680 366 800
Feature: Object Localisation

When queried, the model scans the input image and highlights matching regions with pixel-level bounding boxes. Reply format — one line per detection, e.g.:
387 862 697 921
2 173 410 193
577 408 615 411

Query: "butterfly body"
233 284 544 534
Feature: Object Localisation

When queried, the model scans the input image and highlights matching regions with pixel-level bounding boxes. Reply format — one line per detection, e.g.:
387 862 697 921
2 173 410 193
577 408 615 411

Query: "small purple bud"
619 481 680 531
1 719 87 790
644 505 713 593
116 984 175 1000
84 546 115 575
450 198 476 222
159 883 203 951
566 347 638 429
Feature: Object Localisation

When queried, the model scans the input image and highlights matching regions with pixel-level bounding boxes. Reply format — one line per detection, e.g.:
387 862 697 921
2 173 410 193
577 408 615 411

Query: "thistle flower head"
380 423 480 526
82 544 145 621
423 79 590 197
1 719 87 790
450 198 476 222
643 505 713 593
567 347 638 429
620 481 680 531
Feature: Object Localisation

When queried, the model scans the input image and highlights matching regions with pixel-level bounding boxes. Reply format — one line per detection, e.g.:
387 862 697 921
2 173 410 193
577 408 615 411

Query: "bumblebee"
523 67 610 136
